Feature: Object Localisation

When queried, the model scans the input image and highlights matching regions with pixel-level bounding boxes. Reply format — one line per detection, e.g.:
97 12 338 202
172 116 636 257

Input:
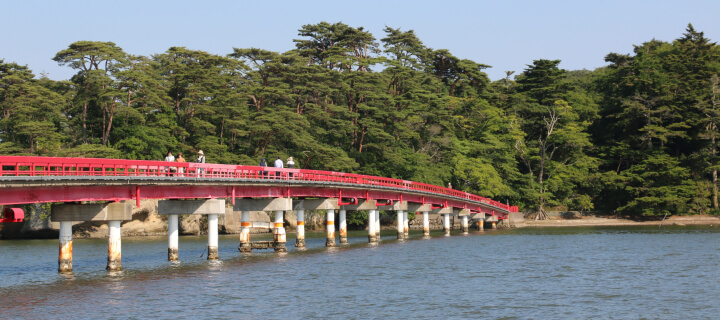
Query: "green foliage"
2 23 719 217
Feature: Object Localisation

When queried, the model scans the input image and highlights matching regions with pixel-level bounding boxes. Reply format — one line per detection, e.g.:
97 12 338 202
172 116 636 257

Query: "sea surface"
0 226 718 319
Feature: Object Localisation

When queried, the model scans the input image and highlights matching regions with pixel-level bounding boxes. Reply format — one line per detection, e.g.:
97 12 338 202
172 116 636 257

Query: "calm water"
0 226 718 319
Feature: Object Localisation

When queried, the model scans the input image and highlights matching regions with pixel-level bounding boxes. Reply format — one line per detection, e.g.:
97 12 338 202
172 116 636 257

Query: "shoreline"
520 214 720 228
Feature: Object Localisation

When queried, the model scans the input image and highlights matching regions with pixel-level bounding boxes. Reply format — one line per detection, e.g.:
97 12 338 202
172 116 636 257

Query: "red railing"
0 156 517 212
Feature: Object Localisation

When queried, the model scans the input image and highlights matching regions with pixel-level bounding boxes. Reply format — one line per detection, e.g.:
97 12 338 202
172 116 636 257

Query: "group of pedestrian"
164 150 204 176
259 156 295 178
164 150 295 179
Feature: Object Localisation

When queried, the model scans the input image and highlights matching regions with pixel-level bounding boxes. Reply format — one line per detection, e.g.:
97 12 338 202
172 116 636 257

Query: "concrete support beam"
455 208 471 216
396 210 404 240
107 220 122 270
158 199 226 215
58 221 72 273
168 214 179 260
239 211 252 252
461 216 469 234
52 202 132 222
471 212 486 221
207 214 219 259
295 210 305 248
368 209 377 243
407 203 432 213
339 209 347 244
431 206 453 215
326 209 336 247
233 198 292 212
377 201 408 211
293 199 339 210
422 212 430 237
341 200 378 211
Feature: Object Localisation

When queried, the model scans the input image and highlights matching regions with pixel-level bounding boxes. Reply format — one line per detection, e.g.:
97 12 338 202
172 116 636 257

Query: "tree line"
1 22 719 217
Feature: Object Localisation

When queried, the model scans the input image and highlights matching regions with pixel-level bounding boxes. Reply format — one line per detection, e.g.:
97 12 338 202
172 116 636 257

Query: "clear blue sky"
2 0 718 81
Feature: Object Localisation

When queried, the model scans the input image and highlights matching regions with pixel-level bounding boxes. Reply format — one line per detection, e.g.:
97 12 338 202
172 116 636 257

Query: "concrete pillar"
423 212 430 236
368 209 377 243
326 209 336 247
295 209 305 248
478 218 485 231
58 221 73 273
168 214 179 260
107 220 122 270
207 214 219 260
491 221 497 229
443 214 451 236
461 216 469 234
273 210 287 252
239 211 251 252
403 210 409 238
339 209 347 244
396 211 404 240
375 210 381 240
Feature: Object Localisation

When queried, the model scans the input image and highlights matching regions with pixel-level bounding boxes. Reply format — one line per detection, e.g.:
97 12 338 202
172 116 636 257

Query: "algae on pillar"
403 211 409 238
339 209 347 244
422 212 430 237
443 214 451 236
368 209 377 243
107 220 122 270
273 210 287 252
396 210 404 240
168 214 180 260
296 209 306 248
207 214 219 260
239 211 252 253
58 221 73 272
326 209 336 247
461 216 469 234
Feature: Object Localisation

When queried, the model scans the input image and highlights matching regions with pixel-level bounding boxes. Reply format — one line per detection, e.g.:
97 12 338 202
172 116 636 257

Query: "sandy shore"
522 214 720 227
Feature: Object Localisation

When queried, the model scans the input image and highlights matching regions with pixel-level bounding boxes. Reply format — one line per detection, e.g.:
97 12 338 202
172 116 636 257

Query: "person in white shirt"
164 151 175 176
274 156 283 178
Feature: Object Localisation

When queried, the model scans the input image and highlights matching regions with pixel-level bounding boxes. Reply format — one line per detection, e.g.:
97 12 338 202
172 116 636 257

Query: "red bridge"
0 156 518 272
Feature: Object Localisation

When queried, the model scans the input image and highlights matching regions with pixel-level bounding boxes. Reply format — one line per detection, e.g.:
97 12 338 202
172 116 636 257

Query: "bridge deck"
0 156 518 216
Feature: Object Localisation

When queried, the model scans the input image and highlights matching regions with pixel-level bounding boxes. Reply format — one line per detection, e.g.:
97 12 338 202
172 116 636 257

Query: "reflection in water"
0 227 718 319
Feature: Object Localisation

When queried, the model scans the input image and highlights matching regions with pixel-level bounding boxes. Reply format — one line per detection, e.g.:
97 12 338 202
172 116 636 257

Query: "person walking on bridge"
259 158 268 178
196 150 205 177
164 151 175 176
176 152 186 176
286 157 295 178
274 156 283 179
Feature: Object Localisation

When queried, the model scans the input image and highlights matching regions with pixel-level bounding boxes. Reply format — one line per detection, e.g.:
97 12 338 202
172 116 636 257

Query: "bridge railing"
0 156 517 212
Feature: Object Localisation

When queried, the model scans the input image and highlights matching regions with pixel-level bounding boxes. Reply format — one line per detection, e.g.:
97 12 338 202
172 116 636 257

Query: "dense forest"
1 22 719 217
